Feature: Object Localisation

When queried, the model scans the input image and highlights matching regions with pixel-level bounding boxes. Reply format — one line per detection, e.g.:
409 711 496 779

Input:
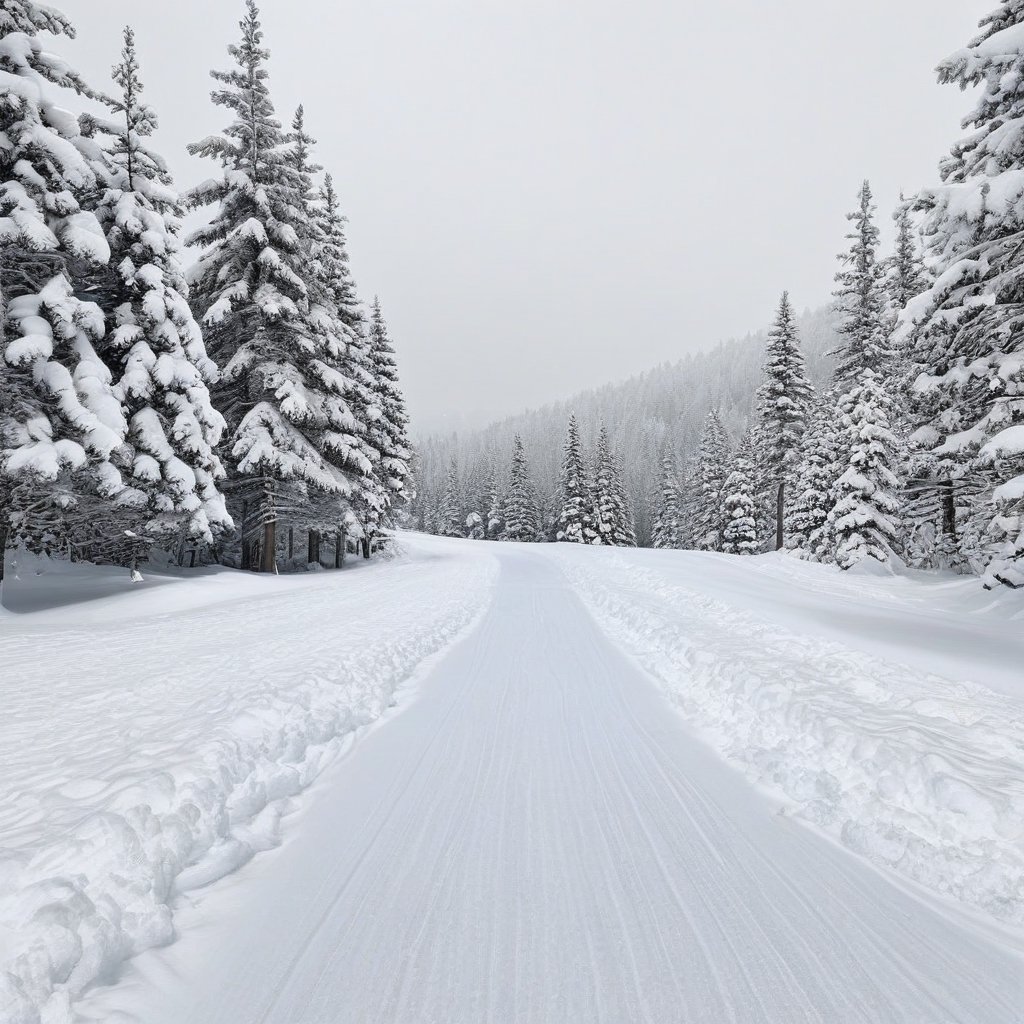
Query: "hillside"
413 305 840 544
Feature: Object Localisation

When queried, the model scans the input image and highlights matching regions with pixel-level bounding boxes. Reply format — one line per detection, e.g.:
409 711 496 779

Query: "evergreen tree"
502 435 538 541
788 394 842 560
888 195 927 317
92 26 231 552
1 1 125 570
437 456 463 537
302 152 379 552
688 409 730 551
485 457 504 539
590 425 618 545
832 180 891 387
829 370 904 569
609 444 636 546
537 484 561 542
556 413 593 543
756 291 813 549
460 453 489 539
897 3 1024 586
186 0 343 571
366 297 411 523
721 433 759 555
652 445 684 549
465 509 484 540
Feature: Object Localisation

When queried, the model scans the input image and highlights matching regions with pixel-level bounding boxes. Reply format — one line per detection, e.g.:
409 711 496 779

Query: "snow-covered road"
74 541 1023 1024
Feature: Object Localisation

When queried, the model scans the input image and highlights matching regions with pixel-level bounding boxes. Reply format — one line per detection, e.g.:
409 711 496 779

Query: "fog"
58 0 990 433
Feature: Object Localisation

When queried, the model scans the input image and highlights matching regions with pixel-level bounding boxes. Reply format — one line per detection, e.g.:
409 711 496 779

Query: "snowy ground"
2 536 1023 1023
550 545 1024 924
0 541 497 1024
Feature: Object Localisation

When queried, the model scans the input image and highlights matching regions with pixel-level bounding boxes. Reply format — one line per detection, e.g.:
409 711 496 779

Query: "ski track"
0 541 498 1024
76 543 1023 1024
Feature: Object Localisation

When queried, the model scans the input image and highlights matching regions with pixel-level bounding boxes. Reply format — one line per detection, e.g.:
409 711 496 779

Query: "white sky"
59 0 991 434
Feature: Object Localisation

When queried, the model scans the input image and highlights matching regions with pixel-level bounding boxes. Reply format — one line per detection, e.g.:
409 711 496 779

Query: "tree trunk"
307 529 320 566
776 479 785 551
0 520 7 584
240 500 250 571
288 526 294 560
261 519 277 573
940 479 957 544
335 529 344 568
361 537 371 560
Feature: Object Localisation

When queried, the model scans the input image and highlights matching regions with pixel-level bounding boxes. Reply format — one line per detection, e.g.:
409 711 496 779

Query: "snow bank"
0 535 497 1024
552 547 1024 926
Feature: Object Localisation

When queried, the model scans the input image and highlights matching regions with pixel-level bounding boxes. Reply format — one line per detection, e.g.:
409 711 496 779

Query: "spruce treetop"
757 290 813 479
186 0 306 328
832 180 890 385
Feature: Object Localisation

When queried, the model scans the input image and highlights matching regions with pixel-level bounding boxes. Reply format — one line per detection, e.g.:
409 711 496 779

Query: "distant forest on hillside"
411 305 839 546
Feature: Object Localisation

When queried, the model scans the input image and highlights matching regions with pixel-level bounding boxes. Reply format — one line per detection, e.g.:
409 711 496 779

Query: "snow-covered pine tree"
688 409 730 550
437 456 463 537
465 509 484 540
460 453 489 540
788 393 842 560
829 369 904 569
366 297 411 523
610 444 636 546
187 1 348 572
0 1 125 573
652 445 684 549
90 26 231 559
556 413 593 543
537 484 561 542
897 3 1024 586
888 195 928 318
590 424 618 545
502 434 538 541
485 457 504 539
721 432 759 555
294 118 383 559
756 291 813 549
832 180 891 388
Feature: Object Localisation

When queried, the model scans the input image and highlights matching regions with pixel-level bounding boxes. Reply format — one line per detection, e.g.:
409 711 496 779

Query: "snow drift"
552 546 1024 926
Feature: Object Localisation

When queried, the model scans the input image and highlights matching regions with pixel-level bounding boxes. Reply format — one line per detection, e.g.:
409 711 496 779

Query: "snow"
67 538 1024 1024
549 544 1024 924
3 536 1024 1024
0 541 497 1024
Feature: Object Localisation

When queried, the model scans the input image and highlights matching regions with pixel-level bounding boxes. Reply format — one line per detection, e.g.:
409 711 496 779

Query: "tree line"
0 1 411 579
415 1 1024 588
419 420 636 546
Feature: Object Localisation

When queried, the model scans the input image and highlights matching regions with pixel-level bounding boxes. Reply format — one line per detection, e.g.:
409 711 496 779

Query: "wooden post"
776 480 785 551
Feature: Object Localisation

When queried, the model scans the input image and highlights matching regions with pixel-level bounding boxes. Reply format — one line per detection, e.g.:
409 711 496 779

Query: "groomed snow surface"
2 535 1023 1023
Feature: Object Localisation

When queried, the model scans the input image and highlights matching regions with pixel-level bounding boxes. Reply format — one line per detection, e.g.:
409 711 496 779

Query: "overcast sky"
59 0 989 435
